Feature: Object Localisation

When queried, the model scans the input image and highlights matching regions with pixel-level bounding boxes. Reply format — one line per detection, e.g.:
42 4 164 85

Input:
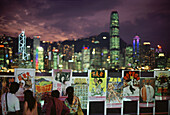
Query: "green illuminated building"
0 46 5 68
53 49 58 69
110 11 120 69
101 48 109 69
125 45 133 68
82 46 90 72
37 47 44 70
33 36 40 69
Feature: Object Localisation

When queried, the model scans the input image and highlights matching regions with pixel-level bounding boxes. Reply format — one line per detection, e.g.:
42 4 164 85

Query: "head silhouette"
24 90 36 111
66 86 74 97
10 82 19 94
51 90 60 98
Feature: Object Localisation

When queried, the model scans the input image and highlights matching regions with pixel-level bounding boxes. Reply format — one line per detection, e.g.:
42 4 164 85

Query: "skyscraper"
0 45 5 68
82 46 90 72
133 35 141 68
142 42 151 68
125 45 133 68
33 36 40 69
18 31 27 61
110 11 120 69
37 47 44 70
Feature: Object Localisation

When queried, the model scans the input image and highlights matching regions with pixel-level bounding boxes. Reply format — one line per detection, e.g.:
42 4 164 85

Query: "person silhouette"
46 90 70 115
1 82 20 115
64 86 83 115
23 90 38 115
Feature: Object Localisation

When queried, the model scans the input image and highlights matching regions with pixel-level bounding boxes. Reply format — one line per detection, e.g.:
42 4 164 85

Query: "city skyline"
0 0 170 56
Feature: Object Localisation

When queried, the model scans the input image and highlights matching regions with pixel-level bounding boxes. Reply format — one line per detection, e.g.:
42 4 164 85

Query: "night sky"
0 0 170 56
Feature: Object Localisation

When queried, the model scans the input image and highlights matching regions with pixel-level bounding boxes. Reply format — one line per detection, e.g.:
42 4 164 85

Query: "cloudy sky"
0 0 170 56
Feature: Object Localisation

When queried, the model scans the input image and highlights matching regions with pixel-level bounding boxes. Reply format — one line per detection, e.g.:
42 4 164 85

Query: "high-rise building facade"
18 31 27 61
142 42 151 68
0 35 15 69
90 47 101 70
37 47 44 70
110 11 120 69
133 35 141 68
150 48 155 69
74 52 82 72
82 46 90 72
101 48 109 69
0 45 5 68
33 36 40 69
155 45 166 68
125 45 133 68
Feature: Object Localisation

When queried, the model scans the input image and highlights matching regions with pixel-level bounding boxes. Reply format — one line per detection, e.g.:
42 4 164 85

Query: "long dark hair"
66 86 74 105
24 90 36 111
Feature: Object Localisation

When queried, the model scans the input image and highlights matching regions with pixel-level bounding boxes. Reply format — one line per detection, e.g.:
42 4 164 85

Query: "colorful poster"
154 71 170 100
139 77 155 107
88 70 107 101
72 77 88 109
52 69 72 96
106 77 123 108
35 76 53 102
122 70 140 101
14 68 35 98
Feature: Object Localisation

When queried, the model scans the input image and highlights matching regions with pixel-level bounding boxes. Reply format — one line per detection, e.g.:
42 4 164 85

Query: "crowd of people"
0 82 84 115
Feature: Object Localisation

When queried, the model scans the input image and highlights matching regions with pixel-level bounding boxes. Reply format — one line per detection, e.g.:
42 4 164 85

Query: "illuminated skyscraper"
0 35 14 69
82 46 90 72
74 52 82 72
0 45 5 68
142 42 151 68
90 47 101 70
125 45 133 68
155 45 166 68
33 36 40 69
101 48 109 69
37 47 44 70
18 31 27 60
133 35 141 67
110 11 120 69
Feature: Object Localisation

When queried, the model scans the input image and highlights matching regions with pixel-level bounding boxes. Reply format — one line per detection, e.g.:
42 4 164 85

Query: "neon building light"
83 47 89 49
133 35 141 66
36 48 38 70
33 36 40 69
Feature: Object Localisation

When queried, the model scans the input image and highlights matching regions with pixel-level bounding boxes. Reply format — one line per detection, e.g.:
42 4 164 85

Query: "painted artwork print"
155 71 170 100
140 78 155 103
15 68 35 97
53 69 72 96
35 76 53 102
72 77 88 109
106 77 123 108
88 70 107 101
123 70 140 101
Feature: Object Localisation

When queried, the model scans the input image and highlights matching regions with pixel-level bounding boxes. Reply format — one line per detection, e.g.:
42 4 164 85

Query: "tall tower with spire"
110 11 120 69
133 35 141 68
18 30 27 60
